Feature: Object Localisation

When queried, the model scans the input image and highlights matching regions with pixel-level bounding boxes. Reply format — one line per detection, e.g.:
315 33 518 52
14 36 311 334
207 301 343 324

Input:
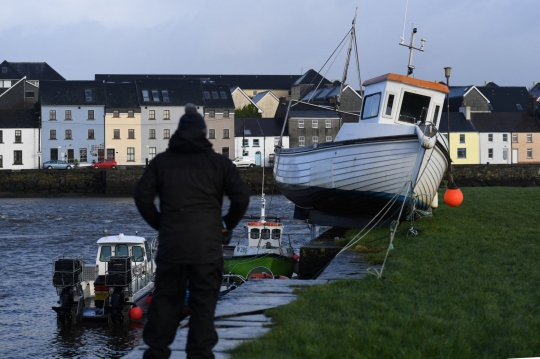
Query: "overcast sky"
2 0 538 90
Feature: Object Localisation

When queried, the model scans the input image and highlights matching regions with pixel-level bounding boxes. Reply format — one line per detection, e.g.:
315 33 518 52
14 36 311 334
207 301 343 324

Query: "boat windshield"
250 228 260 239
398 92 431 124
132 246 144 262
261 229 270 240
99 246 111 262
115 244 128 257
361 93 381 119
271 229 281 240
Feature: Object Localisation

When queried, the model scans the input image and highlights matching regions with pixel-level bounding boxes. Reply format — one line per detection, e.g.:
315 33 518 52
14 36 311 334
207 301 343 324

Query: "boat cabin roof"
96 234 146 245
363 73 449 94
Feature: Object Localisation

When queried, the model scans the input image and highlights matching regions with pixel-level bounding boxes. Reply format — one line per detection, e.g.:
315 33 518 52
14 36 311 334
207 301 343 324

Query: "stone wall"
0 164 539 197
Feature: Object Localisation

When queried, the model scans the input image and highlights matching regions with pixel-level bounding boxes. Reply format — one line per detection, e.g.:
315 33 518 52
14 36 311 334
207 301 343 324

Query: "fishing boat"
51 232 157 324
273 16 450 228
223 194 297 280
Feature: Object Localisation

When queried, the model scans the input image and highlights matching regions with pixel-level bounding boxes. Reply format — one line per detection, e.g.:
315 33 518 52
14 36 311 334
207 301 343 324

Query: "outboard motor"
52 256 83 324
110 287 125 323
52 287 75 323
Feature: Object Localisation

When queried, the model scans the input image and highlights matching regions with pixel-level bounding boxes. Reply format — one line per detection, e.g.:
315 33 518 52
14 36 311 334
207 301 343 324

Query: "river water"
0 195 313 359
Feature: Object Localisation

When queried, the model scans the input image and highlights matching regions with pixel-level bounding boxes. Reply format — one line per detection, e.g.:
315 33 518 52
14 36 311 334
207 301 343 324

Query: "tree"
235 103 261 118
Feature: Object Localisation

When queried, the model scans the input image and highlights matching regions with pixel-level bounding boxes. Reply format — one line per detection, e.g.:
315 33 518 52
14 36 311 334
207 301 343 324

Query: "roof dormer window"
204 91 211 99
162 90 170 102
142 90 150 102
85 89 93 102
152 90 160 102
212 91 219 99
1 67 6 74
516 104 523 111
220 91 227 99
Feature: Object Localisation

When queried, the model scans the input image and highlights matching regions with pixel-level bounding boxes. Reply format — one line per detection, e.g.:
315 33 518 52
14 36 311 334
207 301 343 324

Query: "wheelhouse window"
15 130 21 143
99 246 111 261
50 110 56 120
88 110 94 120
397 92 431 124
432 105 440 123
115 244 128 256
361 93 381 119
250 228 260 239
385 93 395 116
271 229 281 239
132 246 144 262
261 229 270 240
457 148 466 159
127 147 135 162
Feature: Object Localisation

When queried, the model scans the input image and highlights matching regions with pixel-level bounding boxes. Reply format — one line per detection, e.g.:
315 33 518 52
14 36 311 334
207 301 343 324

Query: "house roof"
470 112 540 132
446 86 491 111
529 82 540 99
231 87 262 112
0 109 39 128
291 69 333 87
234 117 287 137
96 74 302 90
476 86 529 112
0 61 65 81
288 102 340 118
104 83 139 109
437 112 477 133
135 79 204 107
202 82 235 109
40 80 106 106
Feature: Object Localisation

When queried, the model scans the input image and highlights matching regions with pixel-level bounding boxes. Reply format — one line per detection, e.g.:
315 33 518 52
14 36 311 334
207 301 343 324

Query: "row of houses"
0 60 539 170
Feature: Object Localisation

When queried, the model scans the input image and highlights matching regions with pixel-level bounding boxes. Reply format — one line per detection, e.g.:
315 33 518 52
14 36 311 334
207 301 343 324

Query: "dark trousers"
143 258 223 359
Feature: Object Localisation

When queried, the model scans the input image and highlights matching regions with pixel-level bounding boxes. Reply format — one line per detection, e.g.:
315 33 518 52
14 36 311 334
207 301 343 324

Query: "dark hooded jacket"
134 129 250 263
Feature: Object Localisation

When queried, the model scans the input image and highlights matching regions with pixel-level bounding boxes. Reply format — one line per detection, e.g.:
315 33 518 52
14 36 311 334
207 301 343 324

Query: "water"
0 195 311 359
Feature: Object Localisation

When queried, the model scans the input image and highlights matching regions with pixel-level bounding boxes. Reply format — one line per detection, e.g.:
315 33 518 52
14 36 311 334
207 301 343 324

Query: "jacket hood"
168 129 213 154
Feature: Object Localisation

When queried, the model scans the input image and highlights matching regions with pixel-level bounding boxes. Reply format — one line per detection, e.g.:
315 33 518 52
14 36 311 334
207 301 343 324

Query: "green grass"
229 187 540 358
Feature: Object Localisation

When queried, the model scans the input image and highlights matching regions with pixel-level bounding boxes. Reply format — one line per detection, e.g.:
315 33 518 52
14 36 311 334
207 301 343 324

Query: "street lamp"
444 67 451 158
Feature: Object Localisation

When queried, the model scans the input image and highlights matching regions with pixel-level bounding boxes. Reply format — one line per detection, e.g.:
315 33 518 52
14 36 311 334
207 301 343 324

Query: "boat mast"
399 27 425 77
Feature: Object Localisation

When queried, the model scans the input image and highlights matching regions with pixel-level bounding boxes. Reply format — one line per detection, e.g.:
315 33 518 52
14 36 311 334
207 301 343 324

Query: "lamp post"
444 67 451 144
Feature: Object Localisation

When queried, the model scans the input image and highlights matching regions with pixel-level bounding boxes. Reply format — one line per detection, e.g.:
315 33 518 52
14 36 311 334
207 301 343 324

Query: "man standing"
134 103 250 359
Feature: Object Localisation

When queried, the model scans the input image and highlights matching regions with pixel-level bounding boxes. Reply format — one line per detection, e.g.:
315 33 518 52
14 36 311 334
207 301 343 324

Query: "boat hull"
223 253 295 279
274 130 449 226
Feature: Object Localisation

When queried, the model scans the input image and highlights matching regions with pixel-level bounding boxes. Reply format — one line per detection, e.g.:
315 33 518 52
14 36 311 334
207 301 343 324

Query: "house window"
242 149 249 156
223 110 229 118
204 91 210 99
512 134 518 142
163 129 170 139
50 130 56 140
253 139 260 147
149 147 156 160
298 120 304 128
13 150 22 165
488 148 493 159
114 129 120 139
527 148 533 159
326 136 332 142
128 129 135 139
149 129 156 139
488 134 493 142
223 129 230 139
457 148 466 159
149 110 155 120
151 90 160 102
325 119 331 128
65 130 72 140
15 130 22 143
142 90 150 102
163 110 170 120
25 91 35 98
242 139 249 147
209 110 215 118
51 148 58 161
85 89 93 102
88 110 94 120
312 120 318 128
65 110 72 120
107 149 115 160
50 110 56 120
222 147 230 158
220 91 227 99
459 134 465 143
503 134 508 142
88 129 94 140
208 129 215 139
79 148 87 162
128 110 134 117
162 90 170 102
113 110 119 117
313 136 319 144
0 130 2 143
299 136 305 147
503 150 508 161
127 147 135 161
527 134 532 142
0 155 2 168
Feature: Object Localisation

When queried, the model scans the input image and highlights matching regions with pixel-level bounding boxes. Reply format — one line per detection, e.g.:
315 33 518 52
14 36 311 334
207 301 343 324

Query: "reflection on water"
0 195 309 359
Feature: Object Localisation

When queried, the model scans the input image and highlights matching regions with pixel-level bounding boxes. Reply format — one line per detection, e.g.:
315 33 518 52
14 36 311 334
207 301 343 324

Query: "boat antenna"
400 0 409 45
256 118 266 223
399 26 426 77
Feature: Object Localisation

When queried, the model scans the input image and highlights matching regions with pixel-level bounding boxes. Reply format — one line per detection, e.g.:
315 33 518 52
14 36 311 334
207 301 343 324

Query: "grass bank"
229 187 540 358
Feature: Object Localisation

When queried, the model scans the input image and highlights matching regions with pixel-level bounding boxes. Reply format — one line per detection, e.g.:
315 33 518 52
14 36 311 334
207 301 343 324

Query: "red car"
91 158 117 169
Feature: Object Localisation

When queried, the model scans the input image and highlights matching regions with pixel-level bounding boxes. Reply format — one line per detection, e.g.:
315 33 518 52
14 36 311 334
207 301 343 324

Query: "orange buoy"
129 306 143 320
444 184 464 207
293 253 299 261
146 294 152 306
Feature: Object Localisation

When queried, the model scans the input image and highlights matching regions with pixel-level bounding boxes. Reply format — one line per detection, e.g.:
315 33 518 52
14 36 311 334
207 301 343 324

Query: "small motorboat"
51 232 157 324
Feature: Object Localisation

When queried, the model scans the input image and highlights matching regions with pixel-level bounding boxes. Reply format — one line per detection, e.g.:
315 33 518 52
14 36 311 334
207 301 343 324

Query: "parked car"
232 157 256 168
42 160 75 170
90 158 117 169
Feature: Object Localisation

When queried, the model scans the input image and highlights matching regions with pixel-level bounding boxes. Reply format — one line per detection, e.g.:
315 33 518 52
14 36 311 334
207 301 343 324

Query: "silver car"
42 160 74 170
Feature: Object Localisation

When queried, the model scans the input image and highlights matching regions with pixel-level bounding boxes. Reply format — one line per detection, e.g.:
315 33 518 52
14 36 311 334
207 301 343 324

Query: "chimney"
459 106 471 120
528 94 537 116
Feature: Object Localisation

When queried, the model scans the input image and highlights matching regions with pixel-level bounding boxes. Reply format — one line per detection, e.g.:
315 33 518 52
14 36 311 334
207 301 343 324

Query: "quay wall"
0 164 539 197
